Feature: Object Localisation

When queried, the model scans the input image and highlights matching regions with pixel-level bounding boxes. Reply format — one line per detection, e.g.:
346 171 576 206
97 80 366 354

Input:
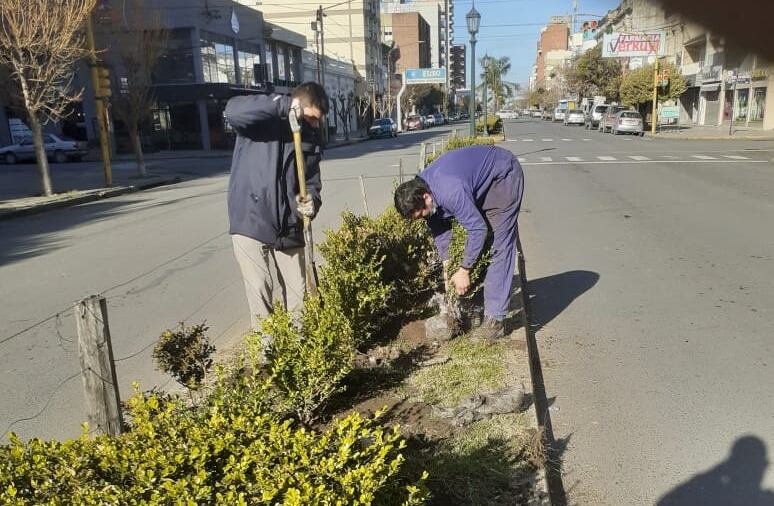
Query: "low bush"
152 322 215 391
0 376 427 505
425 136 495 165
445 221 491 303
257 297 355 425
476 115 502 135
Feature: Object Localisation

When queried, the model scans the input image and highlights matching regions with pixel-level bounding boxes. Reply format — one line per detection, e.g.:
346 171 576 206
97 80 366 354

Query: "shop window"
750 87 766 123
277 44 288 85
266 45 275 83
201 31 236 84
238 49 261 86
154 28 195 84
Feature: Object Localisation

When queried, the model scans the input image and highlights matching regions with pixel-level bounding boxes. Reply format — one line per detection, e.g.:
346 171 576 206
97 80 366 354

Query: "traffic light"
97 67 112 99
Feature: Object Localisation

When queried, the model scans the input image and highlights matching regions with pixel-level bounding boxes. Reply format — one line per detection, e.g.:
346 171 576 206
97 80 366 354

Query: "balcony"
680 61 703 76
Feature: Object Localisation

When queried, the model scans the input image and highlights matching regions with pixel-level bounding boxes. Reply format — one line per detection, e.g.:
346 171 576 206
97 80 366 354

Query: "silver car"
585 104 609 129
0 133 89 164
611 110 644 136
564 109 586 126
553 108 566 122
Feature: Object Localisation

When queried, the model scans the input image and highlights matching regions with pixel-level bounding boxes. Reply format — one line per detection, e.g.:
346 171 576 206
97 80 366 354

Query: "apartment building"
450 44 466 89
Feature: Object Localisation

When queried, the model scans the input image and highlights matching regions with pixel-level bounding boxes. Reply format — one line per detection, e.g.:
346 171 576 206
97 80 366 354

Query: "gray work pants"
231 234 305 331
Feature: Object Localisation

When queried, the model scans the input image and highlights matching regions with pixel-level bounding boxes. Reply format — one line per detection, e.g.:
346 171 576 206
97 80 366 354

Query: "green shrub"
425 136 495 165
445 221 491 303
318 208 437 348
0 378 427 505
256 297 354 425
152 322 215 391
476 115 502 135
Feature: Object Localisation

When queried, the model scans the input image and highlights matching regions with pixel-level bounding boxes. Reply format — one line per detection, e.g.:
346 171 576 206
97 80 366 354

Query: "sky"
449 0 622 87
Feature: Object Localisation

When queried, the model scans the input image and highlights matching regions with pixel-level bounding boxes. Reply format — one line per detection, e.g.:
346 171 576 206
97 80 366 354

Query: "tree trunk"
29 116 53 196
129 125 146 178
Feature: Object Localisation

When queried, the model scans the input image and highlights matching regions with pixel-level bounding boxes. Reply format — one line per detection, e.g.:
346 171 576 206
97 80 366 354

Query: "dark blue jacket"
225 94 322 250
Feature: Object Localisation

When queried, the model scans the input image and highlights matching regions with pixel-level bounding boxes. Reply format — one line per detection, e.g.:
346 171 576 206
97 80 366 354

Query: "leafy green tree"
563 45 623 101
479 55 520 112
620 62 687 108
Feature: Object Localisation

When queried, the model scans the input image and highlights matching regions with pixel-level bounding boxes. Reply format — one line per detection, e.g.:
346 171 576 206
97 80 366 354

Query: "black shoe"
471 316 505 341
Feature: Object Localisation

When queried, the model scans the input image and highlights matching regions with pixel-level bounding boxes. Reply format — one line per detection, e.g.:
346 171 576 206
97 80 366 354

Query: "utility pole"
85 13 113 187
315 5 328 143
651 58 659 135
444 0 451 116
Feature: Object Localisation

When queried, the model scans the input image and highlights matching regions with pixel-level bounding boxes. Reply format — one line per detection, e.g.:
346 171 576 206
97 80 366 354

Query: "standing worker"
394 145 524 340
225 82 329 333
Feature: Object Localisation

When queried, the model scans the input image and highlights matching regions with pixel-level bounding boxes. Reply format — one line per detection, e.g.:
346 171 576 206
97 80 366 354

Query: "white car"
564 109 586 126
0 133 88 164
553 108 566 122
424 114 436 127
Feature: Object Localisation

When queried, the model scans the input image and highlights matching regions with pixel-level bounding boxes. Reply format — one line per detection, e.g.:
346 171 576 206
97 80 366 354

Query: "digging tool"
289 105 319 297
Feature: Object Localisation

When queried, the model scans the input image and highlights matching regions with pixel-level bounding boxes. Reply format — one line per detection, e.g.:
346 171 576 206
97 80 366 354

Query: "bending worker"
394 144 525 340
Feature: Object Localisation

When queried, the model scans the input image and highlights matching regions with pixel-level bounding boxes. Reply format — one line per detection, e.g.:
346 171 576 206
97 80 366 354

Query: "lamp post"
466 2 480 137
482 54 489 136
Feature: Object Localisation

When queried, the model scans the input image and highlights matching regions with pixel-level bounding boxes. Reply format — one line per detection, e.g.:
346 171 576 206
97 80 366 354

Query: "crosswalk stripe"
541 138 553 141
561 138 572 141
598 156 616 161
628 155 649 160
566 156 583 162
722 155 750 160
691 154 717 160
539 156 553 162
582 138 592 141
522 138 534 142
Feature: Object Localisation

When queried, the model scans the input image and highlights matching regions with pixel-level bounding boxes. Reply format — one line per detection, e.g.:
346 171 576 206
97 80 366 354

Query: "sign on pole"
602 32 666 58
405 68 447 85
659 105 680 119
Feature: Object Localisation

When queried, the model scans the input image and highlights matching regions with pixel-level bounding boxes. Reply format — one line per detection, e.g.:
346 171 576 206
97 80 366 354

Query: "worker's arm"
224 94 289 141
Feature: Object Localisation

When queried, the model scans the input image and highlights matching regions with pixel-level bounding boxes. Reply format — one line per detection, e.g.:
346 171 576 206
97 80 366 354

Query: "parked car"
0 133 88 164
405 114 423 131
368 118 397 138
599 105 626 132
552 108 566 122
433 112 446 125
564 109 586 126
611 110 645 136
531 109 543 118
585 104 609 129
541 108 553 121
424 114 436 127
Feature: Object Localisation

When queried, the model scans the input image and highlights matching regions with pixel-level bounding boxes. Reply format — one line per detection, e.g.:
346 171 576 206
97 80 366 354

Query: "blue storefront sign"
405 68 446 85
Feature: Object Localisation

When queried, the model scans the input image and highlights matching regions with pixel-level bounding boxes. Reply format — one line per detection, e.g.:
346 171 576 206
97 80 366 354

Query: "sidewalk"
648 124 774 140
0 134 367 221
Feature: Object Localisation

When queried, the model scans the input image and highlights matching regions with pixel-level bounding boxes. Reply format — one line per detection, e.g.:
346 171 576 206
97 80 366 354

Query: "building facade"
534 18 571 91
251 0 386 99
382 13 431 75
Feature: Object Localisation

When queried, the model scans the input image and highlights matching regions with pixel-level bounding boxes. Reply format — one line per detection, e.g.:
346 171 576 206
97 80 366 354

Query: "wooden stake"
359 175 370 217
399 158 404 183
75 295 123 436
418 142 426 172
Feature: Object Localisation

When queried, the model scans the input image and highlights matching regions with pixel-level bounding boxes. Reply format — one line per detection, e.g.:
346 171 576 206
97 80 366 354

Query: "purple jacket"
419 145 521 268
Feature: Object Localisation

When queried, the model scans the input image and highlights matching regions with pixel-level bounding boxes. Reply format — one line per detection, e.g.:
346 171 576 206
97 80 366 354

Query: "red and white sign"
602 32 666 58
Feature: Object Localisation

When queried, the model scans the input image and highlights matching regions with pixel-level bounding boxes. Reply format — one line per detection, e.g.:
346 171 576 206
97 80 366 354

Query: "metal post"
469 36 477 137
483 59 489 136
651 58 659 135
396 72 407 132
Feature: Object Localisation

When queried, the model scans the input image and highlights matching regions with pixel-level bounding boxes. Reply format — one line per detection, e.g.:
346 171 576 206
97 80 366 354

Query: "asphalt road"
3 118 774 506
0 125 456 441
510 117 774 504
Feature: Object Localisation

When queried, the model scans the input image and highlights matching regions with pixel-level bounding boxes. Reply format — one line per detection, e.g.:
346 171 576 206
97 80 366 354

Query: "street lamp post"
482 55 489 136
466 2 480 137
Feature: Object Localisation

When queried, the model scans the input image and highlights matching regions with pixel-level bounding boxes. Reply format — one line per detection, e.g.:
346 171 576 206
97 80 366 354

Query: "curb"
647 134 774 141
0 176 181 221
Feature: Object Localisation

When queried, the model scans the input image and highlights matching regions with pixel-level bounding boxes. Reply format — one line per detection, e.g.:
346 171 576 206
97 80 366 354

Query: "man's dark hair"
291 82 329 115
394 177 430 218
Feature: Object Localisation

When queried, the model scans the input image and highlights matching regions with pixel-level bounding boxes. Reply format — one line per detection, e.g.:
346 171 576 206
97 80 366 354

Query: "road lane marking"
539 156 553 162
561 138 572 141
520 159 769 166
598 156 617 161
628 155 650 160
541 138 553 141
566 156 583 162
691 154 717 160
522 138 534 142
582 138 592 141
723 155 750 160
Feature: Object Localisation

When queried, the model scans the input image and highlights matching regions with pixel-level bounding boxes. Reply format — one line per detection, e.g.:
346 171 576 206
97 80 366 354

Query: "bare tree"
96 0 167 178
336 92 355 140
0 0 96 196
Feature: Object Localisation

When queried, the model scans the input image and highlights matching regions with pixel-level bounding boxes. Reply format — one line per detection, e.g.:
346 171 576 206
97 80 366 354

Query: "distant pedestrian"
394 145 524 340
224 82 329 332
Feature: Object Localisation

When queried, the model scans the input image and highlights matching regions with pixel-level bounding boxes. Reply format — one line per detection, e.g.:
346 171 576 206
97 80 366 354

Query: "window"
277 44 287 82
265 45 275 82
288 48 299 85
200 31 236 84
238 48 261 86
154 28 195 84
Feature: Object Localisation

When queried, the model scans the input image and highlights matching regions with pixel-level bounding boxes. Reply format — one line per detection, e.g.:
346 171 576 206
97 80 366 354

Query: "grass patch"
404 413 543 505
401 337 507 407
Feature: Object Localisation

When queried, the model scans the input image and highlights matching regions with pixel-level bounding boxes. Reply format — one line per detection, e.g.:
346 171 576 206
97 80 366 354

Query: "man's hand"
295 194 316 218
289 99 303 133
450 267 471 296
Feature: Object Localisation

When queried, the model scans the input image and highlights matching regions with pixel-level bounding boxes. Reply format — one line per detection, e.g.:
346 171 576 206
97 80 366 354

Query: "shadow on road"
656 436 774 506
528 270 600 334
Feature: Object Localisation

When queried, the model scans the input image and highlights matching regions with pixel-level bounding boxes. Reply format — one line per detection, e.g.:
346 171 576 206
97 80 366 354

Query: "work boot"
471 316 505 342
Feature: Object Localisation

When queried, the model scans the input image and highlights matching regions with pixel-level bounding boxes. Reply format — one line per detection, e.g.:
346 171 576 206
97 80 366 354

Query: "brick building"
534 17 570 90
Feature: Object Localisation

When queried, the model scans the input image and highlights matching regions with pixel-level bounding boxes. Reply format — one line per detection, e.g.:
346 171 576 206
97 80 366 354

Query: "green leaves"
152 322 215 391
